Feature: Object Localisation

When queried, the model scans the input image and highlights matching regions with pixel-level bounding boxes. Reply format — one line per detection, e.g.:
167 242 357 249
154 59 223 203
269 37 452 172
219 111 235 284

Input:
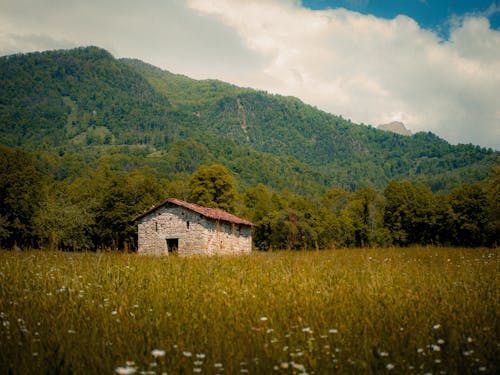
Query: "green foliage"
485 166 500 245
0 47 174 150
188 164 237 213
33 184 94 250
1 47 498 195
0 143 498 250
121 58 251 110
342 187 387 247
0 215 11 242
448 184 490 247
0 145 44 247
1 47 499 250
383 180 449 246
69 166 167 250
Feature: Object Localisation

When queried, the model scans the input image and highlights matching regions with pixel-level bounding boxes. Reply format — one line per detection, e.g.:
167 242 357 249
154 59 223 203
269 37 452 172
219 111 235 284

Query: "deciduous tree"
188 164 237 213
0 145 44 248
449 183 489 246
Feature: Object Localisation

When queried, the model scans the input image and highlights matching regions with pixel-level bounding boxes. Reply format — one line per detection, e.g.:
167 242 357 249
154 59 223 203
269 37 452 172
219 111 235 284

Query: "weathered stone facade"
134 199 253 256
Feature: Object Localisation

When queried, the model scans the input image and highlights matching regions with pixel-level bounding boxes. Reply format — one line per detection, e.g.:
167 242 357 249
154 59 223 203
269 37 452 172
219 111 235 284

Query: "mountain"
0 46 498 193
378 121 412 136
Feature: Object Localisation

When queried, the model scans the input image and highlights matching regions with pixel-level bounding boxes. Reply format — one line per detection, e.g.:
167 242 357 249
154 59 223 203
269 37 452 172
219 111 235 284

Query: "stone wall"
137 204 252 256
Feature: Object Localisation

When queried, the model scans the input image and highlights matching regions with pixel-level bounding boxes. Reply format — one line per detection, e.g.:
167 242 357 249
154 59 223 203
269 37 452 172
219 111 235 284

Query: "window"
186 221 190 230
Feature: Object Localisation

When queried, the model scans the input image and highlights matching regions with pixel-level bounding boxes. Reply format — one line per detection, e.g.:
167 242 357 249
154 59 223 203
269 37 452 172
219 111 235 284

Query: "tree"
318 188 352 248
188 164 237 213
67 166 166 250
383 180 441 246
0 215 11 243
242 184 274 250
269 208 316 250
0 145 44 248
33 184 94 250
344 187 388 247
485 166 500 246
242 183 273 223
448 183 489 246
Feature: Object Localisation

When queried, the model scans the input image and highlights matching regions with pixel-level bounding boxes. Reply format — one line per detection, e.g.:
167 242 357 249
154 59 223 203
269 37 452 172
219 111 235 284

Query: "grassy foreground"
0 248 498 374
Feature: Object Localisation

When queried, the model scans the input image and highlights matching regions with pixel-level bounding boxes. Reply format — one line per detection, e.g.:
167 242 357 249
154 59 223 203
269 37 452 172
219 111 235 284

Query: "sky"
1 0 499 150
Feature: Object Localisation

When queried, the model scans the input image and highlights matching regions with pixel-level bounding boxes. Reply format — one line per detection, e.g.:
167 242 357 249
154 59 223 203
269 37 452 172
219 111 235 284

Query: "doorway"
166 238 178 254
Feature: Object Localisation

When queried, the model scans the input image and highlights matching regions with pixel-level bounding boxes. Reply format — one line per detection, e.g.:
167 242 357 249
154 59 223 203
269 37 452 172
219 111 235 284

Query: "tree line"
1 145 498 251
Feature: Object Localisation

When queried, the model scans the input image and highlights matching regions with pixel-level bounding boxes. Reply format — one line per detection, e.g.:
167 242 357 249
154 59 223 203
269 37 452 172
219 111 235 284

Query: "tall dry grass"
0 247 498 374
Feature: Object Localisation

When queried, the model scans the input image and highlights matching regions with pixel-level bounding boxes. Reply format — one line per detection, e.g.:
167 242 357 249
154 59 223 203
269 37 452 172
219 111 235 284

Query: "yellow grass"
0 247 498 374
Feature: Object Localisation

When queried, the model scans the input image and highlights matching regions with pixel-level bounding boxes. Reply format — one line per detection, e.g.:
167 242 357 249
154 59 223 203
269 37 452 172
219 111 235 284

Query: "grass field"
0 248 498 374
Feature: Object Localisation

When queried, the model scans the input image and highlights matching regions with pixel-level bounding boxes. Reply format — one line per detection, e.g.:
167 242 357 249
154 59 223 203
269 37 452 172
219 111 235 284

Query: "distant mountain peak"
378 121 412 136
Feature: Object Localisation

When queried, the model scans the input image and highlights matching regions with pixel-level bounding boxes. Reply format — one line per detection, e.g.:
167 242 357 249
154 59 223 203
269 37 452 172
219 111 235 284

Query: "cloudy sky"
1 0 499 149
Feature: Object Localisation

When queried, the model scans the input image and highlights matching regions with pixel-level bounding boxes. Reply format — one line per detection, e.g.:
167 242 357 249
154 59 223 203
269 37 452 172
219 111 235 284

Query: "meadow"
0 248 498 374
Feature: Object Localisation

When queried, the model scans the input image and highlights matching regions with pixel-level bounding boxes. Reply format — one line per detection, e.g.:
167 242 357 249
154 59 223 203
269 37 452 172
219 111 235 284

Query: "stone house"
133 198 255 255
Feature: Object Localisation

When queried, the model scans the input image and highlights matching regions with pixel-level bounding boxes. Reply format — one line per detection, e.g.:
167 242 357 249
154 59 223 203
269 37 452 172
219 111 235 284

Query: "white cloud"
0 0 498 149
187 0 500 149
0 0 264 79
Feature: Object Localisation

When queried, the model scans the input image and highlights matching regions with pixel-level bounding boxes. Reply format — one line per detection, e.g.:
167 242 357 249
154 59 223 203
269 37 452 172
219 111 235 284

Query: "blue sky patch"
302 0 500 38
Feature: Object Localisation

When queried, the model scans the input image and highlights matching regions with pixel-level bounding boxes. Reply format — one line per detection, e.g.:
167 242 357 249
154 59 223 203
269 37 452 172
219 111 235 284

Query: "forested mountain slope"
123 55 500 191
1 47 497 193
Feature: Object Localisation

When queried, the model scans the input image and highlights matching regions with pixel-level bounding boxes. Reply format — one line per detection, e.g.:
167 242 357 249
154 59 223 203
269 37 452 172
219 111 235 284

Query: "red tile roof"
133 198 255 226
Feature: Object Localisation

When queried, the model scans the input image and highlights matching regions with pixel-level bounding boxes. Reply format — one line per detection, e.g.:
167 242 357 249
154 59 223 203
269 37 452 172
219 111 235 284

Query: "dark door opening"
166 238 178 254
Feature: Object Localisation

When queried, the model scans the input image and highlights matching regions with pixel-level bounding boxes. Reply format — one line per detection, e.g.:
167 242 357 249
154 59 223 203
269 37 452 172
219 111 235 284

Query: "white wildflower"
292 362 305 371
115 366 136 375
151 349 166 358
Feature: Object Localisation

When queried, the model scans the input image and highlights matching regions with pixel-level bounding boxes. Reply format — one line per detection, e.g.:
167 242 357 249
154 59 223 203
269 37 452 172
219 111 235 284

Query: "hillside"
0 46 498 193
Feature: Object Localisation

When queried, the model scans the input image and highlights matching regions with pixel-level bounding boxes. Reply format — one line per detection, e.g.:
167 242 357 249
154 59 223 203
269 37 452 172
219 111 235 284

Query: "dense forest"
1 145 498 250
0 47 498 250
